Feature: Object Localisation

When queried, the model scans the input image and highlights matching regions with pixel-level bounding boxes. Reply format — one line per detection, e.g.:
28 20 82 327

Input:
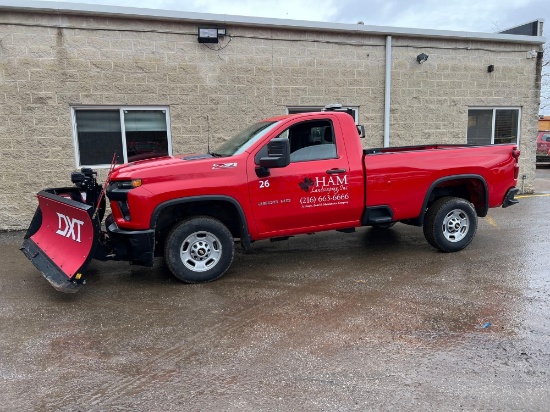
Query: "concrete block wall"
390 37 540 192
0 10 541 229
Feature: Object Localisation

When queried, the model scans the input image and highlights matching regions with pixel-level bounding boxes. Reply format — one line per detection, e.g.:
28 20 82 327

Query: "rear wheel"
423 196 477 252
164 217 234 283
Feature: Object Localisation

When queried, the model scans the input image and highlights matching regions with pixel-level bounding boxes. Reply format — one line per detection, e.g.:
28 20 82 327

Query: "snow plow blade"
21 189 100 293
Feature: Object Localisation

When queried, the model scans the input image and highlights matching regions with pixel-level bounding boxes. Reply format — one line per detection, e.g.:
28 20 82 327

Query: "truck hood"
111 154 208 173
109 153 239 181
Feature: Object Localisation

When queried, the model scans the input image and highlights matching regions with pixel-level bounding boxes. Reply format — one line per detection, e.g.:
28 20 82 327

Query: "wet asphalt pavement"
1 170 550 411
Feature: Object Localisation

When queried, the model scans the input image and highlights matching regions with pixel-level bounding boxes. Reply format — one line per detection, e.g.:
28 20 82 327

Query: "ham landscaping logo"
298 178 314 192
299 175 350 208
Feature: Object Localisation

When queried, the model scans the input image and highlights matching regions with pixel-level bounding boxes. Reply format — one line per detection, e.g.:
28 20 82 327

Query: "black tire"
423 196 477 253
164 216 234 283
372 222 396 229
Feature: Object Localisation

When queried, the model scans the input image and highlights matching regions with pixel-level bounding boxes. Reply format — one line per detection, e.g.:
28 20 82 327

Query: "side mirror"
259 137 290 169
357 125 366 138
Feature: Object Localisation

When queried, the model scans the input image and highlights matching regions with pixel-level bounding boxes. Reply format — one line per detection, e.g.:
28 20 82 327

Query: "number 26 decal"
259 180 270 188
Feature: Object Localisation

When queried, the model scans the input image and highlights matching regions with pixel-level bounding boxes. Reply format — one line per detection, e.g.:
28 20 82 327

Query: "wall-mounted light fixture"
198 27 227 43
416 53 429 64
487 65 495 73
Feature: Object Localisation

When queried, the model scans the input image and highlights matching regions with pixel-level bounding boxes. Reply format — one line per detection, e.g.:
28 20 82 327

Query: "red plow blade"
21 190 100 293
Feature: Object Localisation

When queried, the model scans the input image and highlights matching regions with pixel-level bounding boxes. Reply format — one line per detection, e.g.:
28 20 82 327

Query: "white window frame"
286 106 360 124
71 105 173 168
467 107 522 146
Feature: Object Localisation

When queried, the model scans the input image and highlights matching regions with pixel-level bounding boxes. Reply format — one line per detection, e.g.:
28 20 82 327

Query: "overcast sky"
32 0 548 33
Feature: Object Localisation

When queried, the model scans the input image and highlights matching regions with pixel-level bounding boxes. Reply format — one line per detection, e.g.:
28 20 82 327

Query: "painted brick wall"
0 10 540 229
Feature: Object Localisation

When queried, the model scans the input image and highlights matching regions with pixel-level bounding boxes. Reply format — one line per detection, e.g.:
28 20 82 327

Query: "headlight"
116 179 142 189
106 179 142 202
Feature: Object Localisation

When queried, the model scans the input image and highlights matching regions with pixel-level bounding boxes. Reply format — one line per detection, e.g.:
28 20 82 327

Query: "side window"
255 120 337 164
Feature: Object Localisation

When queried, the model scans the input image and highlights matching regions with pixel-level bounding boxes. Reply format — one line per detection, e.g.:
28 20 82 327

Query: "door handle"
326 168 346 174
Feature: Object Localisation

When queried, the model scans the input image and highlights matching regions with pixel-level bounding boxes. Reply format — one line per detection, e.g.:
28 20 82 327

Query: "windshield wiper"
209 152 225 158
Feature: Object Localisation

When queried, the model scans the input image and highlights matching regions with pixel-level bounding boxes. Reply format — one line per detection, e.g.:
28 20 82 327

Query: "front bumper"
502 187 519 208
106 221 155 266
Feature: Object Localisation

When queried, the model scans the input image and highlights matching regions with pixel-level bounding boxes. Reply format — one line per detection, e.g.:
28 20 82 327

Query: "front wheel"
164 217 234 283
423 197 477 252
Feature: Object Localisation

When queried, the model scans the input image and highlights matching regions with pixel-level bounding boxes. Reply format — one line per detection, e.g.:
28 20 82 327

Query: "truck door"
247 118 357 237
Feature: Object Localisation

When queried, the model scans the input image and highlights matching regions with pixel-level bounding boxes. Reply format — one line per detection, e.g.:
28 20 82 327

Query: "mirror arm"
255 166 270 178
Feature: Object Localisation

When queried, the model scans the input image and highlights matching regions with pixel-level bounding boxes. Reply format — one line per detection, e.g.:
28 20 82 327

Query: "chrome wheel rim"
180 231 222 272
442 209 469 242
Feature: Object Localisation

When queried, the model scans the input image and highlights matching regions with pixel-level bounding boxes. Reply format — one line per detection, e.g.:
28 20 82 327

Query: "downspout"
384 35 392 148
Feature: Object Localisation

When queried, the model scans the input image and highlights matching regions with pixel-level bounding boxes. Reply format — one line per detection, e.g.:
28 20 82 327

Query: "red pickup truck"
536 131 550 163
21 108 520 292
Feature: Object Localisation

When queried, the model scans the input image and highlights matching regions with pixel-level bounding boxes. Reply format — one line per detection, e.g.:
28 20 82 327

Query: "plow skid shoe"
20 190 100 293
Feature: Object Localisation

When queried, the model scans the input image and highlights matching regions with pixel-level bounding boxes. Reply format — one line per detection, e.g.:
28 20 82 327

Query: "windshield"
213 121 280 156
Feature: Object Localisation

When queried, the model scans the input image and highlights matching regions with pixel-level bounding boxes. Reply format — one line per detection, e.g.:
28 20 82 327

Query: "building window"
467 108 521 145
72 106 172 167
287 106 359 124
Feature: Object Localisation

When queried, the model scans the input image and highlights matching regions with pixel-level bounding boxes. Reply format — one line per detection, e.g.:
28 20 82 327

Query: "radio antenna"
93 152 117 220
207 115 211 154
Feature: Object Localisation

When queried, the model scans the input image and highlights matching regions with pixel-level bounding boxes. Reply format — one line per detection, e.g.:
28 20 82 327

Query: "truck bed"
364 144 472 155
362 143 519 223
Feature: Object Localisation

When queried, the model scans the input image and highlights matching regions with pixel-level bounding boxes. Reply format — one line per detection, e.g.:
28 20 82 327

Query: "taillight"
512 148 520 179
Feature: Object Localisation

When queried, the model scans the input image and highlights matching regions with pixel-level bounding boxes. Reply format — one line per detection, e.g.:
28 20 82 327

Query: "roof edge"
0 0 546 45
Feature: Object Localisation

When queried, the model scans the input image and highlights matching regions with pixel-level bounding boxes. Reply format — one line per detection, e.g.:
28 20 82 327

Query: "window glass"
214 121 278 156
467 108 520 145
73 107 171 167
494 109 519 144
467 110 493 145
255 120 337 164
75 110 124 165
124 110 169 162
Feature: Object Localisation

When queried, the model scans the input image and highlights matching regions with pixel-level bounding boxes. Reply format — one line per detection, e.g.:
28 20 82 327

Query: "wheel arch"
150 196 251 256
418 175 488 225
